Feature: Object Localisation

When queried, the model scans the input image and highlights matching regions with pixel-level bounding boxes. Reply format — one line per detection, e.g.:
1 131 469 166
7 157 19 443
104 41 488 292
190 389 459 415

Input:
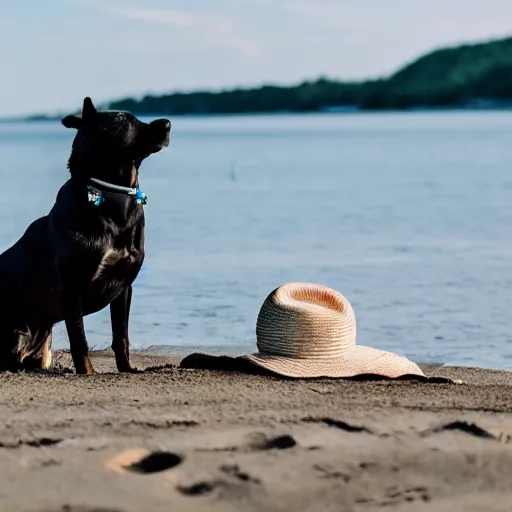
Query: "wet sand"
2 350 512 511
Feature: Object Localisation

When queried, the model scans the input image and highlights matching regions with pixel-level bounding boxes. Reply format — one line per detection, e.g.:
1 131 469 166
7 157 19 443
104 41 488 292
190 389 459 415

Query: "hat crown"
256 282 356 359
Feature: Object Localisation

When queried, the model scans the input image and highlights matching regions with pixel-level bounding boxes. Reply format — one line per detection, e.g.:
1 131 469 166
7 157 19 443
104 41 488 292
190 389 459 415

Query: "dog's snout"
151 119 171 133
145 118 171 150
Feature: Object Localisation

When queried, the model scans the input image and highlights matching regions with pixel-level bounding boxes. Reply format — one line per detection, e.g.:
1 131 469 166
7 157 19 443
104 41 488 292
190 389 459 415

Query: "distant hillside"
365 36 512 109
15 35 512 121
104 36 512 115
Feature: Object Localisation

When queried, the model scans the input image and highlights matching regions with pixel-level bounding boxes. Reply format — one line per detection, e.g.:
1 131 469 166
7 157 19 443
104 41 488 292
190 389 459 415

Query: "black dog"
0 97 170 374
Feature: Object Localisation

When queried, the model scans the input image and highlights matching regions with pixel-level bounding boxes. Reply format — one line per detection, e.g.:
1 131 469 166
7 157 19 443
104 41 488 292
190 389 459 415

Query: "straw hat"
240 282 424 378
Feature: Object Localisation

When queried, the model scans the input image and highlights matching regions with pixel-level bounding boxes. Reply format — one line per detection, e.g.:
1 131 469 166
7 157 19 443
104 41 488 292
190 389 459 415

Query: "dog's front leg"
110 286 138 373
62 291 95 375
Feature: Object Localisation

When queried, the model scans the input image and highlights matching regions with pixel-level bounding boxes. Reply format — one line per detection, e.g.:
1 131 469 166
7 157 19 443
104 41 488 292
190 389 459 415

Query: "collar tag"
87 186 103 207
135 189 147 205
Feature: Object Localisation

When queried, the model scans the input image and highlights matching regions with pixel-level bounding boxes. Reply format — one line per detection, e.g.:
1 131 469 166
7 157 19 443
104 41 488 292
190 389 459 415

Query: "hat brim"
239 345 424 379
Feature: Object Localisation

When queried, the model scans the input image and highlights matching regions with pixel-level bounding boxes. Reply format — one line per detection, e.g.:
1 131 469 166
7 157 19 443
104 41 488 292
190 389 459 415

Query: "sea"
0 111 511 369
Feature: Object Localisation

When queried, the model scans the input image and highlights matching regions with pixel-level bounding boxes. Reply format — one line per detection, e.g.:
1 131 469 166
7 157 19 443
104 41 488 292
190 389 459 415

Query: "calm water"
0 112 511 368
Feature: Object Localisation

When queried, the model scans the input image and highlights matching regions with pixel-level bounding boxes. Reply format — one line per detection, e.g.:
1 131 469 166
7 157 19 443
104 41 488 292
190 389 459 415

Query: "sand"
1 350 512 511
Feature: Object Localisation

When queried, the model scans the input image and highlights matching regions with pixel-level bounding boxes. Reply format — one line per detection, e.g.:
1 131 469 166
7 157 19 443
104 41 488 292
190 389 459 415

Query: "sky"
1 0 512 116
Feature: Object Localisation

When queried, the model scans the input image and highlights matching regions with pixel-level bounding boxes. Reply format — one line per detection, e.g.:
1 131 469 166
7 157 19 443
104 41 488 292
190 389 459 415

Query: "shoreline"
50 346 512 374
3 106 512 124
1 350 512 510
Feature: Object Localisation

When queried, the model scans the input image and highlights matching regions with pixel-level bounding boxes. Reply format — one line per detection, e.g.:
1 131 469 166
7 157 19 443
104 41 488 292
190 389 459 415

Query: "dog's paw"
118 366 143 374
77 368 96 375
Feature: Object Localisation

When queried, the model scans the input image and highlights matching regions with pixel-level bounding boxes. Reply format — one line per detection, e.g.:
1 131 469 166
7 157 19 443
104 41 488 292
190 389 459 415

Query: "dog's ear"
61 115 83 129
82 97 97 123
61 97 98 130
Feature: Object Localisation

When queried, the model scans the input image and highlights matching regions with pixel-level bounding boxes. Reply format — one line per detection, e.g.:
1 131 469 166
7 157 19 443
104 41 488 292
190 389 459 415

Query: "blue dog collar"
87 178 147 207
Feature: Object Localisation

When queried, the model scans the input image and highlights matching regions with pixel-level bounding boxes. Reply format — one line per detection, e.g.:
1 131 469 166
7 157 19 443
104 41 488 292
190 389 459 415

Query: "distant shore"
3 35 512 122
3 104 512 124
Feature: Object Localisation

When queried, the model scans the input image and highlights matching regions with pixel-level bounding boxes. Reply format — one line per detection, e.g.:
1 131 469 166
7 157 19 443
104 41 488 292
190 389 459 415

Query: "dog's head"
62 97 170 185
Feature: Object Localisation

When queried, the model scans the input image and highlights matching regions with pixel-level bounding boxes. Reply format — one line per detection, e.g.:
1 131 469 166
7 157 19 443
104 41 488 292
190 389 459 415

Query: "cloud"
104 5 261 56
112 7 229 29
282 1 358 26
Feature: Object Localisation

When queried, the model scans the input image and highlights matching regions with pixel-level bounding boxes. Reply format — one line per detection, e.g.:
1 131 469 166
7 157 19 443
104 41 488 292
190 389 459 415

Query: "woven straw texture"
241 282 424 378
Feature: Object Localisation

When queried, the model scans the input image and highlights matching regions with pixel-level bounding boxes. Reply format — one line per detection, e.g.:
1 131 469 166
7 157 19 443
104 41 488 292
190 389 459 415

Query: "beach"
0 351 511 511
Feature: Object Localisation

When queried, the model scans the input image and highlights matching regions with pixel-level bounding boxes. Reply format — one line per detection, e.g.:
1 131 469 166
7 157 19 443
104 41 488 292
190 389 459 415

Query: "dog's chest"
92 246 134 282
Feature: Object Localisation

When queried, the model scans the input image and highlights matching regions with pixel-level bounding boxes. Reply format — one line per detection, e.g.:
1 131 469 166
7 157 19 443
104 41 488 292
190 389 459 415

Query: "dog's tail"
16 327 53 369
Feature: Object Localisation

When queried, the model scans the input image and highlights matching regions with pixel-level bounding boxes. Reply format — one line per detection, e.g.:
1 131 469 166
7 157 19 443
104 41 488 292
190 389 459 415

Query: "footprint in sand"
423 421 497 440
177 463 261 498
247 433 298 451
303 417 373 434
107 449 183 475
41 507 124 512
